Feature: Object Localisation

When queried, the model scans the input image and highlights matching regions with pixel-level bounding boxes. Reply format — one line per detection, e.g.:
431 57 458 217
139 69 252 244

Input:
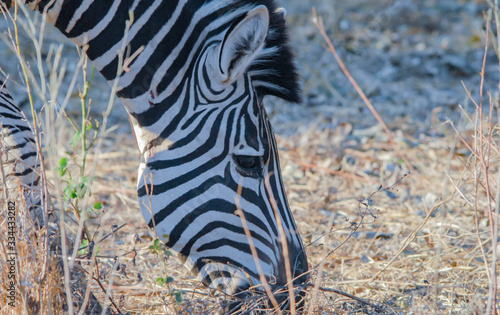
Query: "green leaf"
59 157 68 168
70 131 82 148
175 291 183 303
76 181 88 199
93 202 102 210
156 277 167 286
78 239 89 255
149 242 158 254
57 157 69 177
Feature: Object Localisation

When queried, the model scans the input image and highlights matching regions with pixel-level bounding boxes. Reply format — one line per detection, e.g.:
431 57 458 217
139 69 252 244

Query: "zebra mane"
232 0 301 104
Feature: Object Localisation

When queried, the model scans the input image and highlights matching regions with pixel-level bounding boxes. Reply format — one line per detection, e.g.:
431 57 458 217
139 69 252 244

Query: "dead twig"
312 9 414 174
303 283 386 313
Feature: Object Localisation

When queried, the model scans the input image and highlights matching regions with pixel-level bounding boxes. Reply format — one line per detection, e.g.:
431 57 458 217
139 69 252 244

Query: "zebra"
0 79 42 219
0 0 309 309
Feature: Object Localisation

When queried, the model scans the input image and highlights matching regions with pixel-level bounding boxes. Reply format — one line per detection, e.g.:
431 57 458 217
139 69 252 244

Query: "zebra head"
133 1 308 305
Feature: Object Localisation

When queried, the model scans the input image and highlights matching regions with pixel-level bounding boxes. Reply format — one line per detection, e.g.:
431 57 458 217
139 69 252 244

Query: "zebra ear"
217 5 269 85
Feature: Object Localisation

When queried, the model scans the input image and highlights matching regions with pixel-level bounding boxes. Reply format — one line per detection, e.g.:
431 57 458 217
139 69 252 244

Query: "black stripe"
19 151 38 161
11 168 34 177
181 108 207 130
101 0 180 80
194 256 260 281
0 124 31 132
166 197 272 250
169 107 217 150
117 6 232 99
0 95 21 110
86 0 152 61
146 105 233 172
200 270 233 287
54 0 85 35
0 112 23 120
150 167 277 244
4 140 32 151
131 78 187 128
179 220 274 260
66 0 116 37
100 0 183 82
156 10 232 96
244 95 260 151
193 40 224 103
139 116 229 195
198 238 273 265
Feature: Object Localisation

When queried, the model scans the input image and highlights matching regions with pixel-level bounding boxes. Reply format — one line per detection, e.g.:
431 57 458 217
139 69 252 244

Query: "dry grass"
0 185 66 314
1 1 499 314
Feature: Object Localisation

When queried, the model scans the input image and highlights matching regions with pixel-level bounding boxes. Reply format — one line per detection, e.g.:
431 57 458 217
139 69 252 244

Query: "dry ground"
1 0 499 314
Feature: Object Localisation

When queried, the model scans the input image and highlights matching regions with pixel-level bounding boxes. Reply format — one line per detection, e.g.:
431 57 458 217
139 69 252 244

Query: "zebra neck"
5 0 302 113
32 0 240 107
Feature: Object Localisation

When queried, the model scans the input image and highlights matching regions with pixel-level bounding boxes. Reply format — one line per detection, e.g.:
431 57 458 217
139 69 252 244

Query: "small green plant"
77 238 90 256
56 56 102 218
155 276 174 286
77 238 101 257
149 237 172 257
149 237 184 305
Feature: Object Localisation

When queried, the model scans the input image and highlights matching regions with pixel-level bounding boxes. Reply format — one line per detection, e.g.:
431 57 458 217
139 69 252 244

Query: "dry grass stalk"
0 181 65 314
263 174 297 314
312 8 413 174
235 181 282 314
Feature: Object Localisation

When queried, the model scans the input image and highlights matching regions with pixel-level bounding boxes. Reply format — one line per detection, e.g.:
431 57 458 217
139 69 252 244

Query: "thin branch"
312 9 414 173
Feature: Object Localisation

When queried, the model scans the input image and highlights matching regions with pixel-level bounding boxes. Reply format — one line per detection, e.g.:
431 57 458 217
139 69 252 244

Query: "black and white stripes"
0 0 308 303
0 80 42 223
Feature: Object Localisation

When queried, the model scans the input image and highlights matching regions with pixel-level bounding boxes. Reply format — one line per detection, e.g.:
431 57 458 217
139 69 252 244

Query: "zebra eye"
237 156 257 169
233 155 262 177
